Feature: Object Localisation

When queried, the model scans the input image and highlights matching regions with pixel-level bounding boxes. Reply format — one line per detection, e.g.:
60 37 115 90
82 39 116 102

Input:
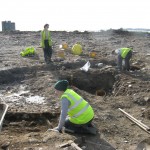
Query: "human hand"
47 127 61 133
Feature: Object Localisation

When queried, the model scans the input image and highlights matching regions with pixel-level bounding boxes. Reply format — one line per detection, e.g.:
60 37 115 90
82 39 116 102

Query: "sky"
0 0 150 31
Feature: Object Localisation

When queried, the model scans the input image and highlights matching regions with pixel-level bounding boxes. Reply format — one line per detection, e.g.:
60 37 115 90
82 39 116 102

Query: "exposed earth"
0 29 150 150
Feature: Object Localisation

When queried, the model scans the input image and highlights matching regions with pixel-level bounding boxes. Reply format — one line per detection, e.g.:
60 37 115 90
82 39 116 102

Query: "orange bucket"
62 43 68 50
89 52 96 58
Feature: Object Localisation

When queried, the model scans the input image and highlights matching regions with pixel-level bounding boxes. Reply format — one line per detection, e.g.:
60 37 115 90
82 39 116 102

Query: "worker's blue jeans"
64 118 93 134
117 51 132 71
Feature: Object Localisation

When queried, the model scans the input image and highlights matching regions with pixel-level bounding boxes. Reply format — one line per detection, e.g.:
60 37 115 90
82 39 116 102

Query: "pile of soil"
0 30 150 150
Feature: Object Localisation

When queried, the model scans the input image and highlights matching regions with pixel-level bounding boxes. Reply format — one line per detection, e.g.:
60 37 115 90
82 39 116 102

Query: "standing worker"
112 46 133 71
51 80 97 135
41 24 53 64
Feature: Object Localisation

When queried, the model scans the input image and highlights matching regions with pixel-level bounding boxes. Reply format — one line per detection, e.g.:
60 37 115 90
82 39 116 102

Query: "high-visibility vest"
41 30 52 48
20 47 35 57
61 89 94 124
121 48 132 58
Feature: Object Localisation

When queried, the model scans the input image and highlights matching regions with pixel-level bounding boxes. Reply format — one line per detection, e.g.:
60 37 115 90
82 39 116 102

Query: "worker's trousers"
64 118 94 134
117 51 132 71
43 40 52 64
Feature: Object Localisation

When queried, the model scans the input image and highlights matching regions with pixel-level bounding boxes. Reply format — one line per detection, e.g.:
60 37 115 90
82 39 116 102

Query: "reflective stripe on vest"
72 103 89 118
63 93 88 117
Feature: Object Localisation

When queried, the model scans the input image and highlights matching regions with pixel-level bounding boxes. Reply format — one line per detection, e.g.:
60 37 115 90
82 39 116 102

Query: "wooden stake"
119 108 150 134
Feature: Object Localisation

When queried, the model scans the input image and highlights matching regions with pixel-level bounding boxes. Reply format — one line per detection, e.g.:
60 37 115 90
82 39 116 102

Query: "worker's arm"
54 98 70 132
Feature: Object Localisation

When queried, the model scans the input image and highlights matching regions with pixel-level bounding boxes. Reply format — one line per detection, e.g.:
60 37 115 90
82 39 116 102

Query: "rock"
128 85 132 88
81 146 86 149
95 63 103 68
146 53 150 56
23 148 34 150
141 108 146 111
144 97 150 102
27 132 40 137
26 127 41 132
133 96 147 106
28 138 40 143
1 141 10 149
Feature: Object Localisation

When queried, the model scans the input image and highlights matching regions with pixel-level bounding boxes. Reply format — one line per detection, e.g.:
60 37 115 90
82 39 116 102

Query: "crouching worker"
112 46 133 71
51 80 97 135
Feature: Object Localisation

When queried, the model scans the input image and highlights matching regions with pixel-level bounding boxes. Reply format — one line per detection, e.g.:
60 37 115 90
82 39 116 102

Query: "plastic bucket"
89 52 96 58
62 43 68 50
72 44 82 55
58 51 65 58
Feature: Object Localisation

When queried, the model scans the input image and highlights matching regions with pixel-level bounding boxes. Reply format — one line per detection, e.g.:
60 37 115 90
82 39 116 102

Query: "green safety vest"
61 89 94 124
121 48 132 58
41 30 52 48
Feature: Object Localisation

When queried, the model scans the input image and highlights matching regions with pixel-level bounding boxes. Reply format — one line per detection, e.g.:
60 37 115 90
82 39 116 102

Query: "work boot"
62 127 75 133
86 127 98 135
82 126 98 135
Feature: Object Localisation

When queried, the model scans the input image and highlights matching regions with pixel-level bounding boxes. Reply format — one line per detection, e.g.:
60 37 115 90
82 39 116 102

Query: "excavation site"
0 30 150 150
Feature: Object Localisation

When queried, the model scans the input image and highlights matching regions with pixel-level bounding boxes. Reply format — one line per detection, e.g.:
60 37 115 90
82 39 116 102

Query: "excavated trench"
2 111 59 133
0 60 117 131
58 69 116 96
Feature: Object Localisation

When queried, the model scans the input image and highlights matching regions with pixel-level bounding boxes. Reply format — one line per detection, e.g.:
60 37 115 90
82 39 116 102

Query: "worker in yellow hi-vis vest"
48 80 97 135
41 24 53 64
112 46 133 71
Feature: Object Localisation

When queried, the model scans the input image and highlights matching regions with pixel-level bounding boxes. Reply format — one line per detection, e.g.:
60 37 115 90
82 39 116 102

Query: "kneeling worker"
51 80 97 135
112 46 133 71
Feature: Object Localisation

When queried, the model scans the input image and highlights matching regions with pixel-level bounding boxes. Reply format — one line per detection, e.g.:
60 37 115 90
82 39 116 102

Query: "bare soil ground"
0 30 150 150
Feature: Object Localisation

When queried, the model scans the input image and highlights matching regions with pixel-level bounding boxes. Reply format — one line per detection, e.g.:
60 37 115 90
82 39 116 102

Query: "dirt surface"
0 30 150 150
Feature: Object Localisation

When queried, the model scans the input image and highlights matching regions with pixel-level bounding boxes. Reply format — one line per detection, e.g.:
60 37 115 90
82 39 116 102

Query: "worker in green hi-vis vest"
112 46 133 71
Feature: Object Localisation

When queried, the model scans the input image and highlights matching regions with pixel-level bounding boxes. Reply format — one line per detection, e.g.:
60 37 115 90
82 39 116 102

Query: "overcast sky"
0 0 149 31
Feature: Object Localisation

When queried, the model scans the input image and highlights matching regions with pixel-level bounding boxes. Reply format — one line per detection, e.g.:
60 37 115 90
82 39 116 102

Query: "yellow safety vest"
61 89 94 124
41 30 52 48
121 48 132 58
